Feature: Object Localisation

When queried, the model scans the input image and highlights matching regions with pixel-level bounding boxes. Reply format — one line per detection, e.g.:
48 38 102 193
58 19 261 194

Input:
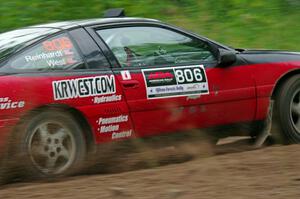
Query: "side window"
96 26 216 68
6 33 84 71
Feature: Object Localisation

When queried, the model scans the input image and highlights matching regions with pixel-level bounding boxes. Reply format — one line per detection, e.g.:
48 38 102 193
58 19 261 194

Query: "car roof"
29 17 159 30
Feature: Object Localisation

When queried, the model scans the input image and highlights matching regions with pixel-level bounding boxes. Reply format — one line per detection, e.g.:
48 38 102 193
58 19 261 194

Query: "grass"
0 0 300 50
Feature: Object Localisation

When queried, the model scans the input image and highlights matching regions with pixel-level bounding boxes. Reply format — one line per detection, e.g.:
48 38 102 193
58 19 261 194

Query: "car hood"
238 49 300 65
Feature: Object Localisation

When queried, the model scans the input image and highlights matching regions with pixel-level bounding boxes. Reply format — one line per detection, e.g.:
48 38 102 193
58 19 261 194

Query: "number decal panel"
142 65 209 99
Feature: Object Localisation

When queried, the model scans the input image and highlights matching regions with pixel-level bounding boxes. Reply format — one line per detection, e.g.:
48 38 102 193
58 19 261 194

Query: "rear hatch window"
0 28 59 63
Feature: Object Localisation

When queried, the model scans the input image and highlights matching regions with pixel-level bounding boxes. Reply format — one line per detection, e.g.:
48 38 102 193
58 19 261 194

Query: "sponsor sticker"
112 130 132 139
0 97 25 110
96 115 132 139
121 70 132 80
52 75 116 100
97 115 128 126
100 124 119 133
93 94 122 104
142 65 209 99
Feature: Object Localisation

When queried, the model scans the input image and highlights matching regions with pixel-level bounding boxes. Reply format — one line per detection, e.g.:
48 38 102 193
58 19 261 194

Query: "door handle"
121 80 140 89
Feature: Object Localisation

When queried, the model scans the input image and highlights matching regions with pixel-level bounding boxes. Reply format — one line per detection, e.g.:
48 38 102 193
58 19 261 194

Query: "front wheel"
15 110 86 178
276 75 300 143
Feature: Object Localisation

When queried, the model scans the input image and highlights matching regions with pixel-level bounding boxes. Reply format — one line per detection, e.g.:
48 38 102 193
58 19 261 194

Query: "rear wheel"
15 110 86 178
275 75 300 143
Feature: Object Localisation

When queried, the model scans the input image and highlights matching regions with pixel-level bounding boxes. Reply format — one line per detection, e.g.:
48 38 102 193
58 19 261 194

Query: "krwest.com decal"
53 75 116 100
142 65 209 99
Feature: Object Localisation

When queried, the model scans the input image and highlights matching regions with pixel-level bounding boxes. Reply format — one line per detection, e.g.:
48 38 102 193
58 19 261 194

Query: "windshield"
0 28 59 63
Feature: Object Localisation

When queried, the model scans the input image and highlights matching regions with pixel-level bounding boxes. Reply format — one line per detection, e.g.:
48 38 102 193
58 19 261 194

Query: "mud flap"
0 149 10 185
253 100 274 148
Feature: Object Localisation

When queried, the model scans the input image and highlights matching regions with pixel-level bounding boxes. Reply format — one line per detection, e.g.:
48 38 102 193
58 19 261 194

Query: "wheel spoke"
53 128 67 141
46 156 58 169
31 144 48 157
59 146 70 160
38 123 50 143
292 102 300 115
295 119 300 129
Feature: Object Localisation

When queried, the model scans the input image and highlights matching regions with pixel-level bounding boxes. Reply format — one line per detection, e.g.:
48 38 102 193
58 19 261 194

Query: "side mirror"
218 49 237 67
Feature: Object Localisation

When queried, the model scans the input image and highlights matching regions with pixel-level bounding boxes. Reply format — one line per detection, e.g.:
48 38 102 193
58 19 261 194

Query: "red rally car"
0 9 300 178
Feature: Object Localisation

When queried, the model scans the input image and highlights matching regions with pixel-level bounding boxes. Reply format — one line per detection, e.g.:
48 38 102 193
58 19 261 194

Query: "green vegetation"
1 0 300 50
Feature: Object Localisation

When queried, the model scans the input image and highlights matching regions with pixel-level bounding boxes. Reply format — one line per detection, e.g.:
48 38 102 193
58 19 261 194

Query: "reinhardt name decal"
53 75 116 100
142 65 209 99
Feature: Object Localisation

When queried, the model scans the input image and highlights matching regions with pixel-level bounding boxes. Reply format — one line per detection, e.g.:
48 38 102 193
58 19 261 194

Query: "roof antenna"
104 8 126 18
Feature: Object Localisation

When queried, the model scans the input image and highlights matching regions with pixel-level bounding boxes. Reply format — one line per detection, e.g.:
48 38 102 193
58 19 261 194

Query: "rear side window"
5 33 84 71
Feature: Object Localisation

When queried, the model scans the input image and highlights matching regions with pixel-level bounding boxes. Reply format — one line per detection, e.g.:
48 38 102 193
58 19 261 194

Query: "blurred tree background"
1 0 300 50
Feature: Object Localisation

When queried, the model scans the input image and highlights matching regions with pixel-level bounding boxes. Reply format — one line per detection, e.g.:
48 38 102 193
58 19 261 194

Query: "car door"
89 24 256 137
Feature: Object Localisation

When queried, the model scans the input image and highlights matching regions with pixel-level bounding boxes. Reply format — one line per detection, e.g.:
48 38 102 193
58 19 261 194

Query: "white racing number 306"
174 68 203 84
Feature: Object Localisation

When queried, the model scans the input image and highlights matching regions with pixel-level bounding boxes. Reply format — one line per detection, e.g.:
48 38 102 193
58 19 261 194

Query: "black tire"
13 110 86 179
275 74 300 143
